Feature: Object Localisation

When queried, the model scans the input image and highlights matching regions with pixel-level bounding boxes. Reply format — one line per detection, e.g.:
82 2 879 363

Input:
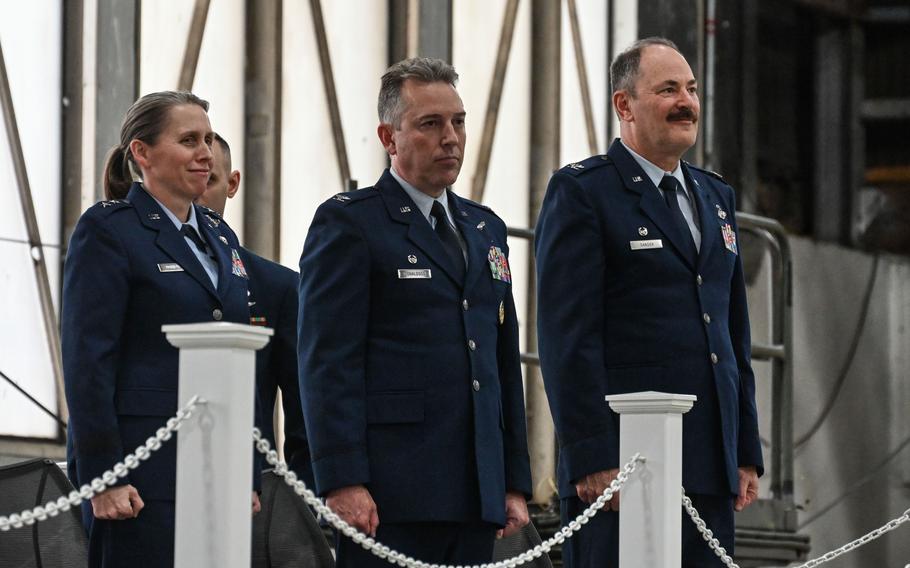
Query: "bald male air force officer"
298 57 531 567
535 38 762 567
196 134 313 488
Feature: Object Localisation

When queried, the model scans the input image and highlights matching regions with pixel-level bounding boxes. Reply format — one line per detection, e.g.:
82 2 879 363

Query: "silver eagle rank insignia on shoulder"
560 155 613 177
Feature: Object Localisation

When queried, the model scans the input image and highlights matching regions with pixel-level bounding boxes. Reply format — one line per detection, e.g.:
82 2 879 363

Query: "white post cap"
163 322 273 350
605 391 696 414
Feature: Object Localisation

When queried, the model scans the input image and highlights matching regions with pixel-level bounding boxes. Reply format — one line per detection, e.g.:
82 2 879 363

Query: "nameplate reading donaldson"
397 268 432 279
158 263 185 272
629 239 663 251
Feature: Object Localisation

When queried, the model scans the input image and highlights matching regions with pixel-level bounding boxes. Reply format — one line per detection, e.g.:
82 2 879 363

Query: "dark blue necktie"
659 176 697 261
182 224 209 255
430 201 465 283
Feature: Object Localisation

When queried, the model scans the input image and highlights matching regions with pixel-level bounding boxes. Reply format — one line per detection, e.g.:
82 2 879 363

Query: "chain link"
0 395 203 532
684 491 910 568
7 399 903 568
681 490 740 568
787 507 910 568
254 428 643 568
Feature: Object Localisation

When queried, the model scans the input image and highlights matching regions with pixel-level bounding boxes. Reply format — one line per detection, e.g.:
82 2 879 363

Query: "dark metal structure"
244 0 282 259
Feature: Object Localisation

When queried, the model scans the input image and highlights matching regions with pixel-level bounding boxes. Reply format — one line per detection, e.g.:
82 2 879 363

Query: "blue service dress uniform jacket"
298 170 532 526
535 140 763 499
241 248 313 487
62 183 251 563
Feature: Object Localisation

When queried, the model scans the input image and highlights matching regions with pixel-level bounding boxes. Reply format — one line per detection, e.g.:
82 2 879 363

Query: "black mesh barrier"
0 458 88 568
492 521 554 568
251 470 335 567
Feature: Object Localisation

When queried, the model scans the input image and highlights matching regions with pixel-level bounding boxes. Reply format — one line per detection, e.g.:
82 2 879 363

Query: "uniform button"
697 274 703 286
472 379 481 391
710 353 718 364
212 308 223 321
703 313 711 324
462 299 469 311
468 339 477 351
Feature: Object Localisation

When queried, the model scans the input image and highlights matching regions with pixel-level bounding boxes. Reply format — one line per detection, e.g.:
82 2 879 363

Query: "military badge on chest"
721 223 738 254
488 245 511 283
716 205 737 254
231 248 249 278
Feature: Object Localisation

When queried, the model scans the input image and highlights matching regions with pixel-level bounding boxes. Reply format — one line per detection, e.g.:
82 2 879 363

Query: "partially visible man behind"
298 57 531 567
197 134 312 487
535 37 762 567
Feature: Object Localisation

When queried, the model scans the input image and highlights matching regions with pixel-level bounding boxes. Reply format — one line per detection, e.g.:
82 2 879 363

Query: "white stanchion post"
164 322 273 568
606 391 696 568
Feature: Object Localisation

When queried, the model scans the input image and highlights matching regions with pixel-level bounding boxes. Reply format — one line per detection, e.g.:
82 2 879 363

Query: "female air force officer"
62 91 252 566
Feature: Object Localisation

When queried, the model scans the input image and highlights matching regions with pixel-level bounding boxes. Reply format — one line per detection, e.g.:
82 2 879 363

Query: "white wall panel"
610 0 637 139
560 0 608 163
280 0 387 268
0 3 62 438
140 1 193 93
140 0 247 239
789 239 910 566
191 0 246 238
453 0 532 351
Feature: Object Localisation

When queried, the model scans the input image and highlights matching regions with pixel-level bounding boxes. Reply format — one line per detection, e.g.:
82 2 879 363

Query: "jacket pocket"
366 390 425 424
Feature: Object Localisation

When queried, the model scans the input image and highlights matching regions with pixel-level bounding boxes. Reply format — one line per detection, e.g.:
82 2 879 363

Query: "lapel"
450 192 488 294
607 140 696 270
376 170 464 286
682 164 720 271
197 208 235 296
127 183 220 300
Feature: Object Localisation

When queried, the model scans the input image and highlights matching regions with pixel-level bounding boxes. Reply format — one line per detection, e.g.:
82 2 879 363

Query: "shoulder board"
196 204 223 219
685 162 727 184
194 204 226 229
558 154 613 177
329 187 378 205
456 196 503 224
90 199 132 215
460 199 493 214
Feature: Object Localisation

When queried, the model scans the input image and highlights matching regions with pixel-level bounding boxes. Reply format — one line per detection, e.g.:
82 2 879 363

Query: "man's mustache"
667 108 697 122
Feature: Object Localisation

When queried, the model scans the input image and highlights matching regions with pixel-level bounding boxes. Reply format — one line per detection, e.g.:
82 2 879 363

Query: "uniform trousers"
86 499 175 568
560 493 734 568
334 521 498 567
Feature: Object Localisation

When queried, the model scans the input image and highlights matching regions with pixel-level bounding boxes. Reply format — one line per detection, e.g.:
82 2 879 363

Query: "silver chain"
786 507 910 568
681 490 740 568
683 490 910 568
8 401 902 568
0 395 203 532
254 428 643 568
